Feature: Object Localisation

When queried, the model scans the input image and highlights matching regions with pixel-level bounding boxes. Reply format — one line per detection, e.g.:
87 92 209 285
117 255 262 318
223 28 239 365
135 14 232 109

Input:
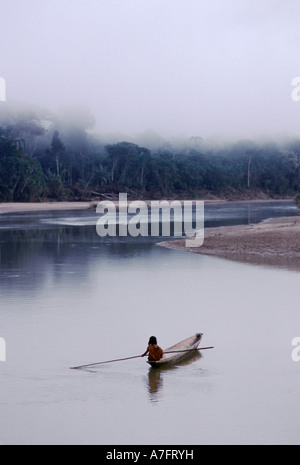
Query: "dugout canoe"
147 333 203 368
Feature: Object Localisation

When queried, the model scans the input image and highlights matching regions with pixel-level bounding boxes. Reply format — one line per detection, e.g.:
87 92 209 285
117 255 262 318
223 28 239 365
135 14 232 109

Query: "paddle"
70 346 214 370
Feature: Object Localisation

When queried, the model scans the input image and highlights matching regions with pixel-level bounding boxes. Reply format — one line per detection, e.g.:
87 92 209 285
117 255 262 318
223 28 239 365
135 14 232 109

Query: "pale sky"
1 0 300 140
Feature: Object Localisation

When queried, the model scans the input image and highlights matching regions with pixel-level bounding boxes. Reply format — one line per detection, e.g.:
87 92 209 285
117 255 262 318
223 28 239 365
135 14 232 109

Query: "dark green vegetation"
1 104 300 202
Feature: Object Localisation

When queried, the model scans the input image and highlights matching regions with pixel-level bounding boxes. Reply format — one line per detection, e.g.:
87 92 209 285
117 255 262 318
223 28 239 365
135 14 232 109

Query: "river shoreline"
2 200 300 270
0 198 294 215
158 216 300 271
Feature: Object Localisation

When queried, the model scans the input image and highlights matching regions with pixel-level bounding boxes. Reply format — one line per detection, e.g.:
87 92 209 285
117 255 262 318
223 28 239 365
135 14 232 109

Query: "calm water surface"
0 201 300 445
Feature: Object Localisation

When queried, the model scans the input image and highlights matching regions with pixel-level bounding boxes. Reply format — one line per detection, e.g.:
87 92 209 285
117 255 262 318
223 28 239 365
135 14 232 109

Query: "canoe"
147 333 203 368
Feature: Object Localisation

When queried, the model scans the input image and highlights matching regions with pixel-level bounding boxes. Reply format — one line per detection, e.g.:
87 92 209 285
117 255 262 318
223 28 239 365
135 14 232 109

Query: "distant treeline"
1 104 300 202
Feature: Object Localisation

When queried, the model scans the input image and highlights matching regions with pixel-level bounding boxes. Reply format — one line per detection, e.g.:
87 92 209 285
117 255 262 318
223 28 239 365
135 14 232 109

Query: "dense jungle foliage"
1 104 300 202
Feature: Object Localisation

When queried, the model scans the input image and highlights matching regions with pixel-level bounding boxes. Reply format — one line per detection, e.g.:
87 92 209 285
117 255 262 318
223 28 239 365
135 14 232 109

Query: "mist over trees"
1 103 300 202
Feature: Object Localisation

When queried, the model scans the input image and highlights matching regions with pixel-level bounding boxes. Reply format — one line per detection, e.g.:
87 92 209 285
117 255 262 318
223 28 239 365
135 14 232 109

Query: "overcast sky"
1 0 300 140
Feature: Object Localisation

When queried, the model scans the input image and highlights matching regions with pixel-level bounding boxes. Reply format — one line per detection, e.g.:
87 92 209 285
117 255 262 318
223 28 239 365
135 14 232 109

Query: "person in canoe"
142 336 164 362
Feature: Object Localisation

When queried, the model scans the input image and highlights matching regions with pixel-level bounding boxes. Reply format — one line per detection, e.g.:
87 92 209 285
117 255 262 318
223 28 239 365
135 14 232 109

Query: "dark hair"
148 336 157 345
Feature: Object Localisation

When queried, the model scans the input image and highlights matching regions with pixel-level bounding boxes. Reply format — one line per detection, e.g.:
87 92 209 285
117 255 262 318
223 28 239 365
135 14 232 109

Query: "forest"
1 103 300 202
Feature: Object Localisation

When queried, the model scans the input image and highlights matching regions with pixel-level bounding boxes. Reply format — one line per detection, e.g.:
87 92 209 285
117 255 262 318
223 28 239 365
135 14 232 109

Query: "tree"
51 131 65 177
0 103 51 157
105 142 150 189
0 128 45 201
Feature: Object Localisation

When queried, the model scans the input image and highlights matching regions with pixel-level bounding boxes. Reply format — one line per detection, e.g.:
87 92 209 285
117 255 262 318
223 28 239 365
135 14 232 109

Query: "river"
0 200 300 445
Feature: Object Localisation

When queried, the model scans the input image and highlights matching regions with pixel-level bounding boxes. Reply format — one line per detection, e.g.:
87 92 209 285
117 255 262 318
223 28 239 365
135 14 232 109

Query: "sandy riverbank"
0 202 92 215
158 216 300 271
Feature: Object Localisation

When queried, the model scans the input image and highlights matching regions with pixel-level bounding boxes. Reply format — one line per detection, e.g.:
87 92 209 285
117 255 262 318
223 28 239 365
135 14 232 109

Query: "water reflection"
0 226 158 290
146 352 203 404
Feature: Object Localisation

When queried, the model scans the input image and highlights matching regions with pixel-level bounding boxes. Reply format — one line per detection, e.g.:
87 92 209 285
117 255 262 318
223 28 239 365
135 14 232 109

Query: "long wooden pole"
165 346 214 355
70 355 143 370
70 346 214 370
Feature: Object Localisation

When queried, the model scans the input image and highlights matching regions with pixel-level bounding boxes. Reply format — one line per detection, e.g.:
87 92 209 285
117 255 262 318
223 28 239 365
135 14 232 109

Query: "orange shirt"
147 344 164 362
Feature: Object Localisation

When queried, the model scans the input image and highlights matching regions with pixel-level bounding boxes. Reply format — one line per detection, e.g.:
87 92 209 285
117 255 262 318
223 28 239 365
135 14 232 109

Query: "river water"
0 200 300 445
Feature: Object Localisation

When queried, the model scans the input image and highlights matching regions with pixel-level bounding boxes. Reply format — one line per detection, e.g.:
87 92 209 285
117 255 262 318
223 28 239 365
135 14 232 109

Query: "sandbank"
0 202 92 215
158 216 300 271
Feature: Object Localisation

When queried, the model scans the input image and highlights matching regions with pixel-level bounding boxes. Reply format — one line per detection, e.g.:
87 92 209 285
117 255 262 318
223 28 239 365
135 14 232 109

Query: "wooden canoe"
147 333 203 368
